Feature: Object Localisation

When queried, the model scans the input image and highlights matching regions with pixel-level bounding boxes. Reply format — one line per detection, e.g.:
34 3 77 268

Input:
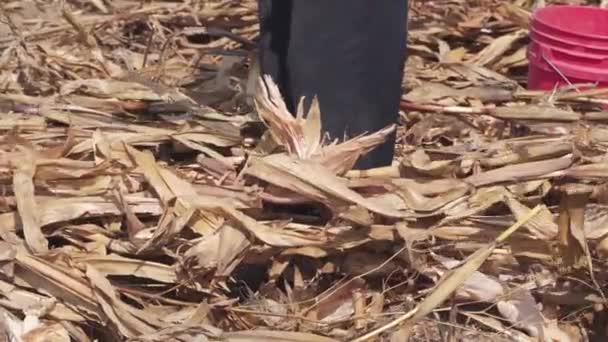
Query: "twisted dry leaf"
255 75 322 159
255 75 395 173
13 149 47 254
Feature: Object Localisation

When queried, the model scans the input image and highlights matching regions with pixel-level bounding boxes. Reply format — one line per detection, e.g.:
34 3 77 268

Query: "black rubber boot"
257 0 409 169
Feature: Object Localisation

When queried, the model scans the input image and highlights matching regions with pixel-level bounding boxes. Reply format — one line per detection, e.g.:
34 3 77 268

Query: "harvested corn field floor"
1 0 608 341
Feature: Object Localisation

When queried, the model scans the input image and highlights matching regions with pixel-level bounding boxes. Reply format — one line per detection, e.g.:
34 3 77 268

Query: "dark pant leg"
257 0 290 96
258 0 408 169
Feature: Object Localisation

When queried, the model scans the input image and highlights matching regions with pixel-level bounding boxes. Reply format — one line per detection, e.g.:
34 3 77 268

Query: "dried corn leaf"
472 29 527 67
312 125 396 175
0 196 162 238
0 278 84 322
21 321 70 342
389 206 541 337
504 195 557 239
217 204 326 247
183 223 250 275
222 329 339 342
255 76 322 159
246 154 405 218
60 79 162 101
85 266 158 337
3 1 607 340
15 248 101 320
556 184 593 272
493 105 581 121
496 288 544 338
466 155 574 187
76 254 176 283
13 151 47 253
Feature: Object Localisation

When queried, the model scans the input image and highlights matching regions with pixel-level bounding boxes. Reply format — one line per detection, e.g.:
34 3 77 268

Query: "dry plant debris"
1 0 608 341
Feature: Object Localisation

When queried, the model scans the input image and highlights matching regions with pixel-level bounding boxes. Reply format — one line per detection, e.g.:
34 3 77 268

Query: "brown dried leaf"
402 149 455 177
472 29 526 67
433 254 504 302
556 184 593 271
497 288 544 338
0 196 162 238
125 144 197 204
77 254 176 283
504 195 557 239
385 206 541 340
222 329 339 342
0 278 83 322
466 155 574 187
21 322 70 342
255 76 322 159
493 105 581 121
13 150 47 254
15 247 101 319
217 204 325 247
85 266 158 338
255 75 395 173
246 154 405 218
183 223 250 276
312 125 396 175
480 141 572 168
395 181 470 212
60 79 162 101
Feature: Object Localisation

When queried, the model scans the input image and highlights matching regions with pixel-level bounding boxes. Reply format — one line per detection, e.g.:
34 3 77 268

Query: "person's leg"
258 0 408 169
257 0 290 98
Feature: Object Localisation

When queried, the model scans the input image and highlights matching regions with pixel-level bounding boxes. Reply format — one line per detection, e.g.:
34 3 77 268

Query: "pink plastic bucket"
527 5 608 91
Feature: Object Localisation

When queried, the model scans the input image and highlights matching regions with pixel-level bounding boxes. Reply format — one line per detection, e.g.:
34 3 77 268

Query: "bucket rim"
533 5 608 41
530 40 608 61
530 27 608 54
